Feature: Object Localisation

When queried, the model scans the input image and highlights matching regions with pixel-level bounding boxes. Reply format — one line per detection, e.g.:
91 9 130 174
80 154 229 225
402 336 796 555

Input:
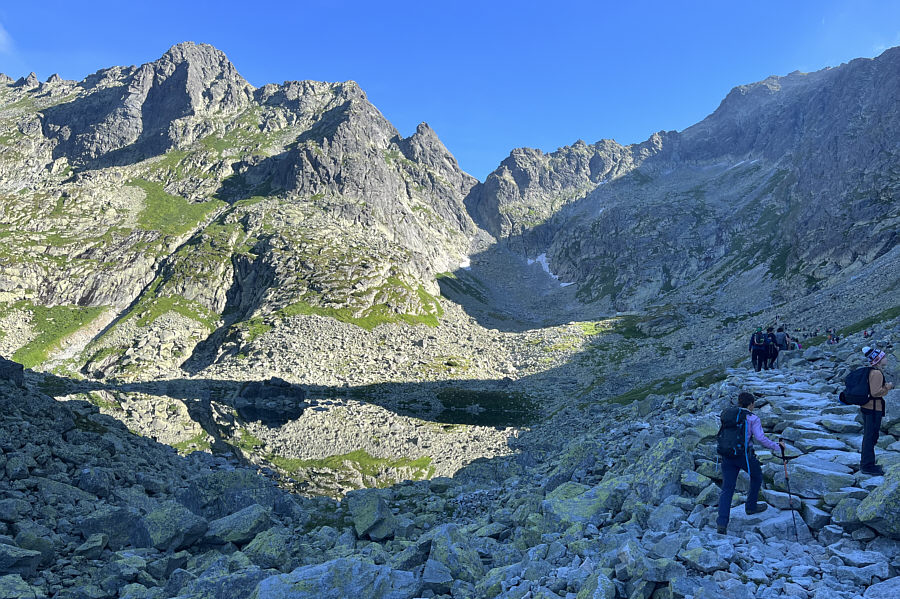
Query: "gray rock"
242 527 295 571
856 465 900 537
0 357 24 387
831 497 862 529
204 504 272 546
773 464 857 498
344 490 397 541
0 574 42 599
542 477 630 527
630 437 694 505
251 558 420 599
421 558 453 594
176 564 271 599
864 576 900 598
426 523 485 584
74 533 109 559
77 505 151 550
142 500 208 551
575 571 616 599
0 544 42 576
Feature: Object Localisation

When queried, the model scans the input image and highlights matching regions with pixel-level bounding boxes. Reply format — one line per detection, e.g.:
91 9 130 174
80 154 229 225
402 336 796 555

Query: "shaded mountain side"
466 46 900 314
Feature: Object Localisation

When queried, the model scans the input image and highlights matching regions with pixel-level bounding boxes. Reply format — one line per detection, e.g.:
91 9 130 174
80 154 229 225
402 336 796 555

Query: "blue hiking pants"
860 408 883 471
717 452 763 527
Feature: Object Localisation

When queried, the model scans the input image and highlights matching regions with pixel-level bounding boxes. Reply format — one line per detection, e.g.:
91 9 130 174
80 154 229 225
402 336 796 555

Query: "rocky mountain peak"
38 42 254 167
14 72 39 88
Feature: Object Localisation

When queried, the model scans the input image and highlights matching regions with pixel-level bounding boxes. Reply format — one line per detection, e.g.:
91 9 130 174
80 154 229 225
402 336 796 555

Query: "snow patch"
527 253 575 287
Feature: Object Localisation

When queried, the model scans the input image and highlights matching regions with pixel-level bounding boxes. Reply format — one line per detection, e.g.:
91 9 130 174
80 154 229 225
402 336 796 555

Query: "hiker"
765 326 779 369
859 347 893 475
775 326 788 351
716 391 785 534
748 327 768 372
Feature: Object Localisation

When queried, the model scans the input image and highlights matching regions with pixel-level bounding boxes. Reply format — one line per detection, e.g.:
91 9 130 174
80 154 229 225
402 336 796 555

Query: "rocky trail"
0 323 898 598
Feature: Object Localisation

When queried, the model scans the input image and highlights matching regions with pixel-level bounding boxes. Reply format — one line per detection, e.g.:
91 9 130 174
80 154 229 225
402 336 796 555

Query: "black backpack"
839 367 872 406
752 332 766 348
716 407 748 458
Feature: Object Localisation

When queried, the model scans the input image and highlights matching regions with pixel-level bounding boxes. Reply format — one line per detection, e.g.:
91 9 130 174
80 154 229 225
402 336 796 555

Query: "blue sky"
1 1 898 180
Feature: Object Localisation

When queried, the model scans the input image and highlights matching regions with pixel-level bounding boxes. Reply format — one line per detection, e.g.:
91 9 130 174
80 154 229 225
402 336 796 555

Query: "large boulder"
251 558 420 599
0 544 42 577
857 466 900 538
176 564 271 599
76 506 151 550
630 437 694 505
542 477 631 527
426 524 485 584
865 576 900 598
176 470 282 519
882 389 900 432
142 501 208 551
204 504 272 546
242 527 296 571
576 571 616 599
344 490 397 541
0 574 42 599
772 464 856 498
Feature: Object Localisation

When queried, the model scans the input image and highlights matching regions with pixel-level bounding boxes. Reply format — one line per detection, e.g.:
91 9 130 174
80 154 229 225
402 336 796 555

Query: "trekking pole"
779 438 800 542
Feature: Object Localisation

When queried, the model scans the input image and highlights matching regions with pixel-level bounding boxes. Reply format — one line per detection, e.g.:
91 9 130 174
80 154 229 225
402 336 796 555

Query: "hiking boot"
745 503 768 515
860 465 885 476
717 525 727 535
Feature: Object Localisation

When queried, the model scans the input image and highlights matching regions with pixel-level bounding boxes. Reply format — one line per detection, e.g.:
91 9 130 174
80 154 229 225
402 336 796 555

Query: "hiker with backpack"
748 327 769 372
716 391 785 534
775 327 788 351
841 347 894 475
765 326 779 369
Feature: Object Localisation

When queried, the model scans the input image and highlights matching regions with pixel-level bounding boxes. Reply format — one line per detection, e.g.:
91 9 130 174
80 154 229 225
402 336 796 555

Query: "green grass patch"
171 431 212 454
268 449 434 483
134 295 219 330
279 298 439 331
128 178 224 236
233 428 264 452
836 305 900 339
86 391 121 411
11 302 107 368
436 272 489 304
605 368 727 405
614 315 650 339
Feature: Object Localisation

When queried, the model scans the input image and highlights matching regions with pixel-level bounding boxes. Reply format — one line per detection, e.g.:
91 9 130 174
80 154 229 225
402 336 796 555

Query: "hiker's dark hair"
738 392 755 408
777 326 784 332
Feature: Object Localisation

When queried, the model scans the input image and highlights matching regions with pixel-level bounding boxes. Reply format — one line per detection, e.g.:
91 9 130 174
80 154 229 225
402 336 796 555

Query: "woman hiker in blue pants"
717 392 784 534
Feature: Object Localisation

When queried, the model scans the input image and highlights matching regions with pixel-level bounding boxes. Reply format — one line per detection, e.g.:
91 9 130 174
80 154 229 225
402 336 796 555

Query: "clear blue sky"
1 1 898 180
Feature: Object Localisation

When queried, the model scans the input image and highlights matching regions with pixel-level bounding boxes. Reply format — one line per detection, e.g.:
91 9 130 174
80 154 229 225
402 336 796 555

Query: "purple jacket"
746 412 780 452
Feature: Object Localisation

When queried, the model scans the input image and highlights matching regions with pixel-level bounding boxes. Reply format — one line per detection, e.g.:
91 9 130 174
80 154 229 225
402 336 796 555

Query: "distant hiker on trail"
749 327 769 372
765 326 779 369
858 347 893 475
716 391 785 534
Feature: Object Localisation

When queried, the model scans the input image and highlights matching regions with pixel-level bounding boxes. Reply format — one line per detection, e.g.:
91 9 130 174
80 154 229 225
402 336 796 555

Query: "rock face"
467 47 900 315
0 41 478 379
42 42 254 167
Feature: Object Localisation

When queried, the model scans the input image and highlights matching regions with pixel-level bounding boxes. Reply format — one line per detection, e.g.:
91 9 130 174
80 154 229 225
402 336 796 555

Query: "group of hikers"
716 345 893 534
747 326 798 371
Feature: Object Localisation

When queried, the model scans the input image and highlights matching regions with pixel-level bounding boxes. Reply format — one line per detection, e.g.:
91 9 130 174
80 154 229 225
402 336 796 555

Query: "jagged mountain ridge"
0 42 479 377
466 47 899 316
